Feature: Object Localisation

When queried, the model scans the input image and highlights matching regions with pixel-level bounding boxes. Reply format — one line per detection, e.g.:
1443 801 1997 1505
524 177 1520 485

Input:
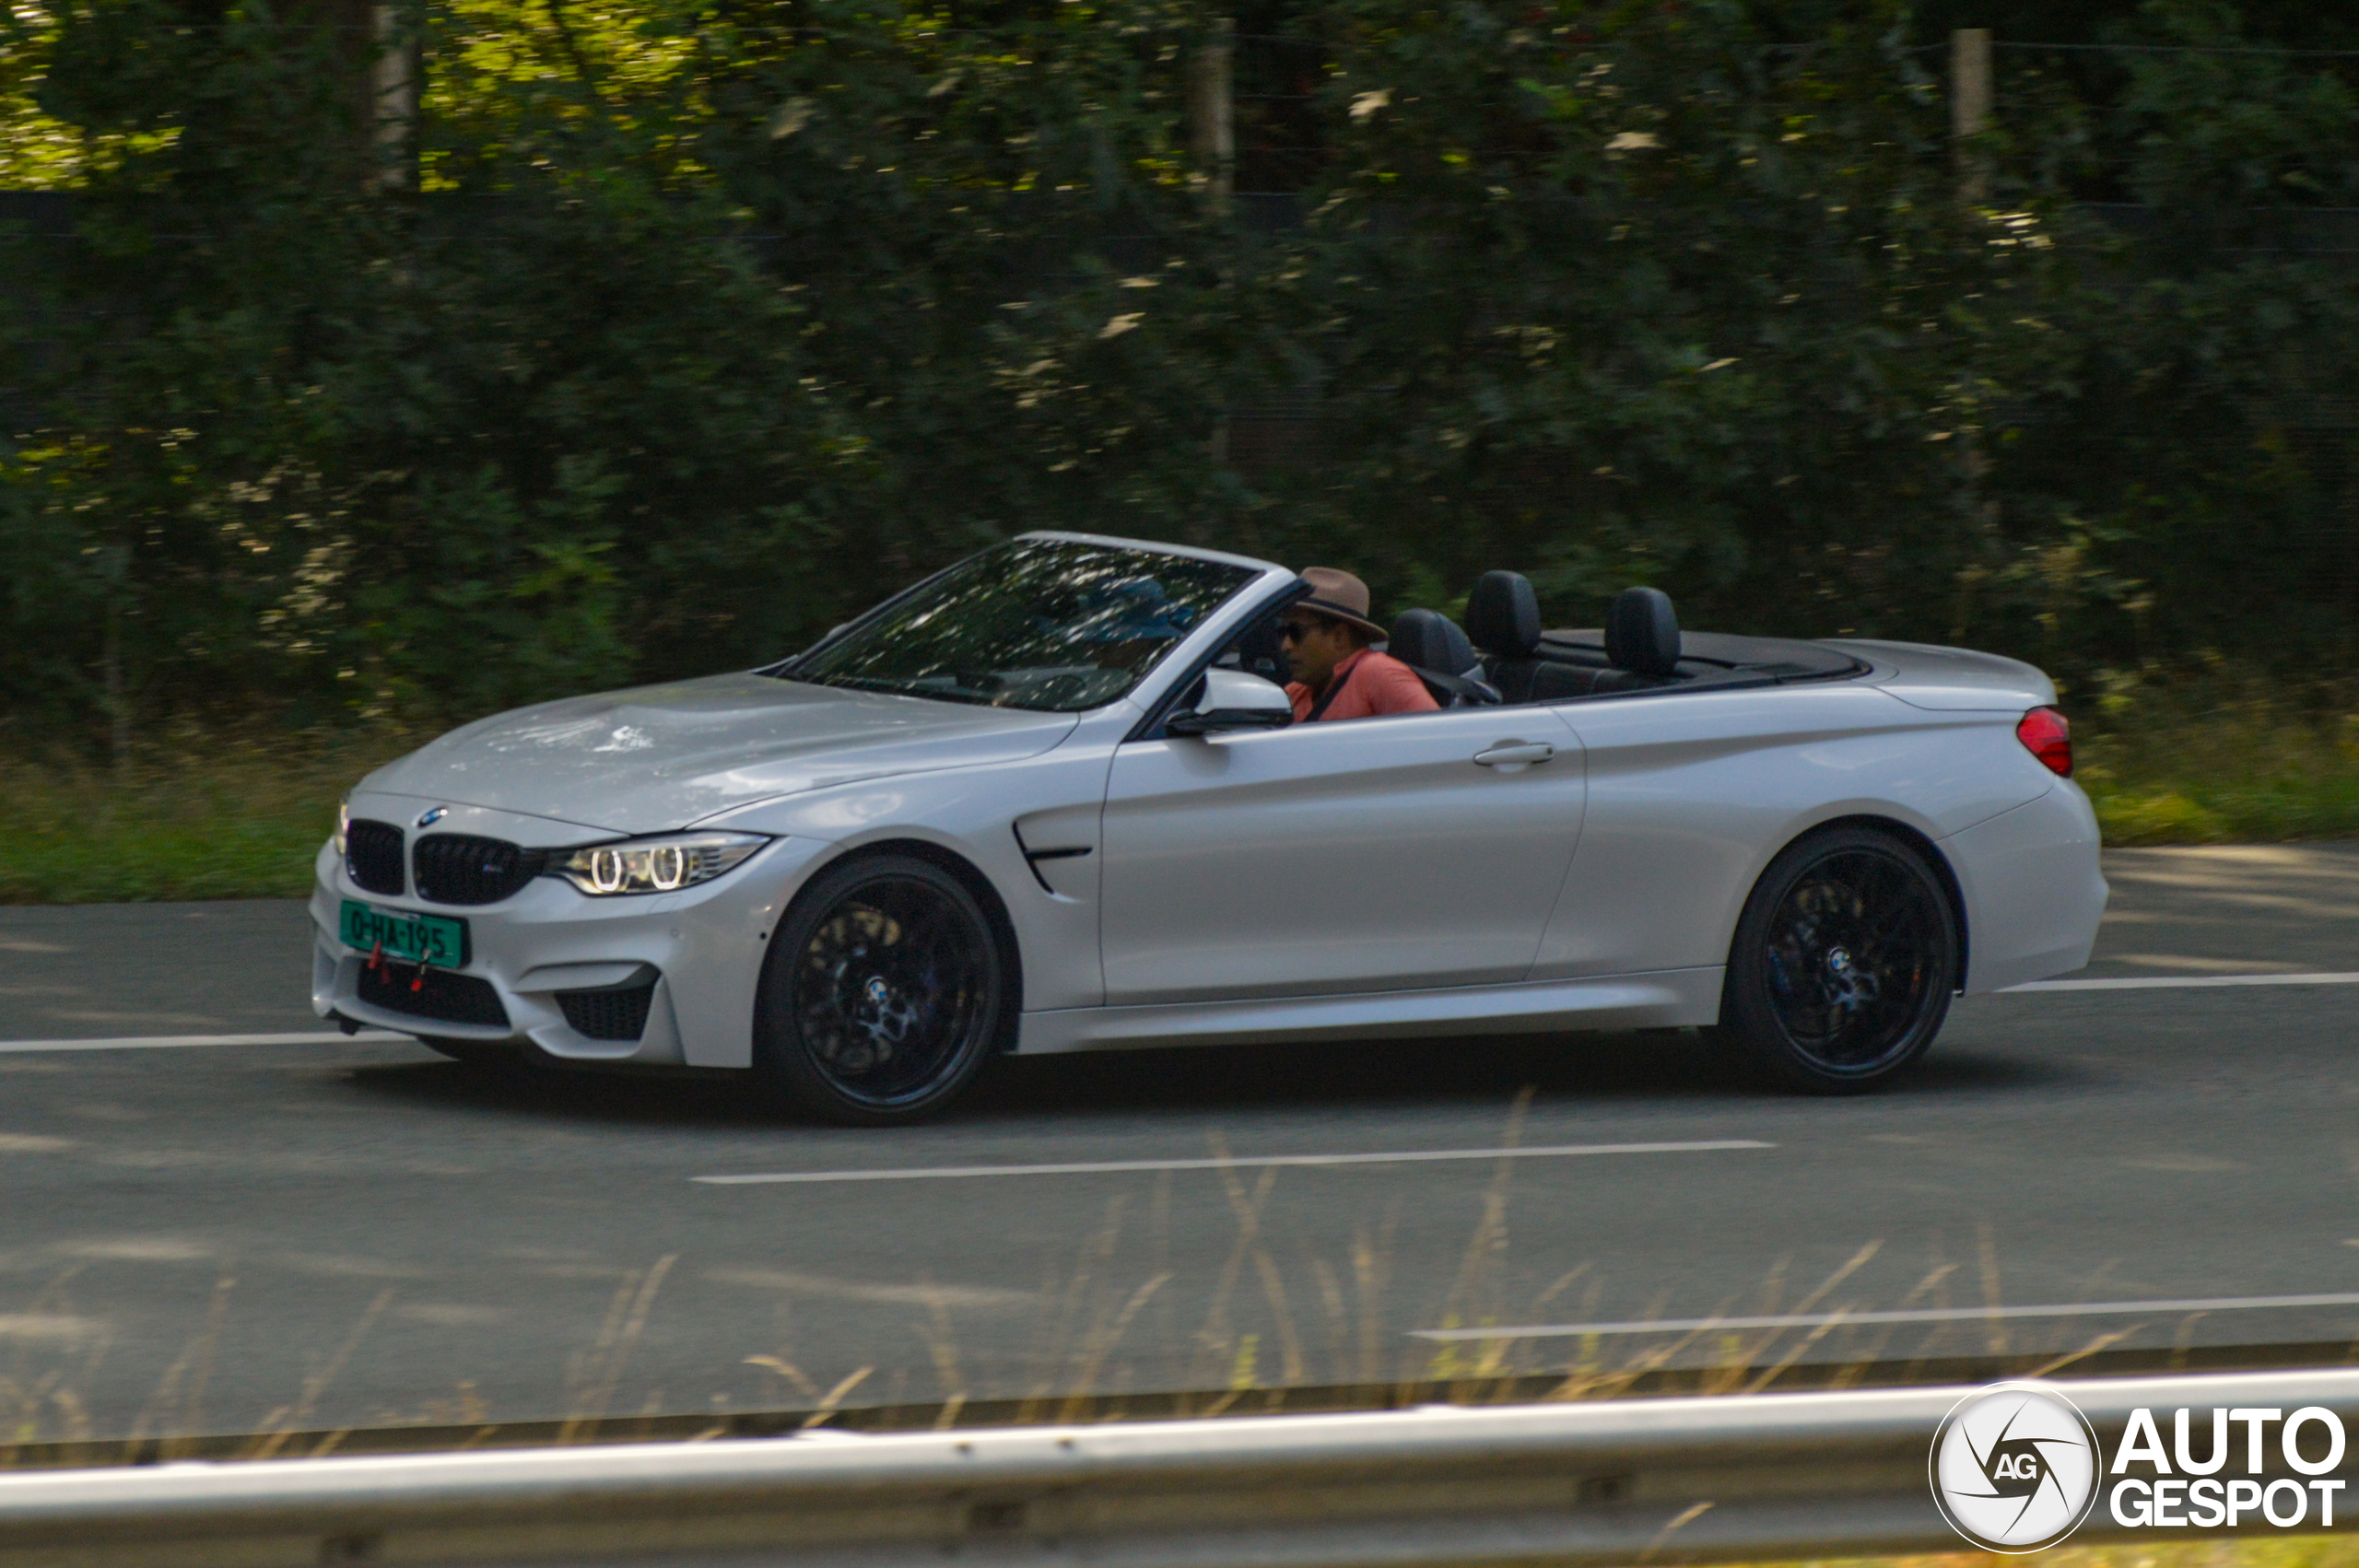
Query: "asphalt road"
4 844 2359 1445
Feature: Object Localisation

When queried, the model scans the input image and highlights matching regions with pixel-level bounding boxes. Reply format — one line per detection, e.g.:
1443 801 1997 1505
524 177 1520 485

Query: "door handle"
1473 741 1555 771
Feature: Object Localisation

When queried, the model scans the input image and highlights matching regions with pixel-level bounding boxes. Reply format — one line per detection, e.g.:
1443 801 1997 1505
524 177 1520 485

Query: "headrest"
1604 586 1681 675
1388 609 1482 679
1466 571 1541 658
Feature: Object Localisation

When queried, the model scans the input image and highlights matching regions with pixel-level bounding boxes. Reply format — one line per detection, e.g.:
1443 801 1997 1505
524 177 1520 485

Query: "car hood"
362 673 1082 836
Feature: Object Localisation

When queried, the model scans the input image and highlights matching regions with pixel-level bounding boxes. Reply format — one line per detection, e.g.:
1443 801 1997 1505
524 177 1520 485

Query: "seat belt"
1303 660 1362 722
1411 667 1504 707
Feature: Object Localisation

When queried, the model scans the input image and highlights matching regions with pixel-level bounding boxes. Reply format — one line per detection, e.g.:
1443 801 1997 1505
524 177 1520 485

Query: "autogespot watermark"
1930 1383 2351 1551
1931 1383 2103 1550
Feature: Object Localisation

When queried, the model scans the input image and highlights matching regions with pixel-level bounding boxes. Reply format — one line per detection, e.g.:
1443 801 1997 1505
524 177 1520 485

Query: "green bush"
3 0 2357 754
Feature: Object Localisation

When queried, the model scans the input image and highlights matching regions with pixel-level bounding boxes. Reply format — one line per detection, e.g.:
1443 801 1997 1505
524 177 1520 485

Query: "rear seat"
1465 571 1545 702
1467 574 1684 702
1529 659 1604 701
1593 586 1683 691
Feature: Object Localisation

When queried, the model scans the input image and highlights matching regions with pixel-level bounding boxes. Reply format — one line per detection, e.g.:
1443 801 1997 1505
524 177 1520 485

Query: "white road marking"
694 1140 1773 1186
0 1031 403 1053
0 1315 101 1340
2003 971 2359 992
1412 1290 2359 1341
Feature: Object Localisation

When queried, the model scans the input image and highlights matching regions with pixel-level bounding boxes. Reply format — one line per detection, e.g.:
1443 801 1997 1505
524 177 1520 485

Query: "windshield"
784 539 1260 711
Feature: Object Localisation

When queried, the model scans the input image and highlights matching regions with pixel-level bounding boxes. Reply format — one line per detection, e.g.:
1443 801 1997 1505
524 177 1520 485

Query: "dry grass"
2074 668 2359 846
1759 1543 2359 1568
0 730 413 904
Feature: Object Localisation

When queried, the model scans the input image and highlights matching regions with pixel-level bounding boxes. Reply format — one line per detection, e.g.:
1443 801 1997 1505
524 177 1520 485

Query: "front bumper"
310 833 833 1068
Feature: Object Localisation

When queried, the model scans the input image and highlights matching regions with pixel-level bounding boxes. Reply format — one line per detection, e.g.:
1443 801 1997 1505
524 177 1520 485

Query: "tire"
1713 825 1960 1094
417 1037 525 1071
753 854 1007 1125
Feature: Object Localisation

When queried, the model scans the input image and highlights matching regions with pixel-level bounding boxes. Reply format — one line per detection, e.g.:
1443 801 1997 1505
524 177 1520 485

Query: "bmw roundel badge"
416 806 450 828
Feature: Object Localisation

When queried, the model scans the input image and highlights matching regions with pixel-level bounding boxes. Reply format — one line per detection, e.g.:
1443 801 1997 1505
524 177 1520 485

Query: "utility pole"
1951 28 1991 205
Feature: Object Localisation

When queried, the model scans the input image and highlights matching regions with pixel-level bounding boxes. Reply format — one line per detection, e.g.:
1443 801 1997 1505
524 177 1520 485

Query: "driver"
1282 568 1439 723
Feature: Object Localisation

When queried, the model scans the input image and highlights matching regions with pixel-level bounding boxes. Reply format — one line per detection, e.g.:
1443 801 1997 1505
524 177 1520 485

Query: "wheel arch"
798 836 1027 1051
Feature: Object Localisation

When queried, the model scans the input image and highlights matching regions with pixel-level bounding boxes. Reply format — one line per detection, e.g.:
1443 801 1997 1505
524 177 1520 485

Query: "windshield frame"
766 533 1289 716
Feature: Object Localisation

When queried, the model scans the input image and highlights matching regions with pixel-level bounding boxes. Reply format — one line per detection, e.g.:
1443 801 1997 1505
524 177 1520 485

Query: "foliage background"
4 0 2359 755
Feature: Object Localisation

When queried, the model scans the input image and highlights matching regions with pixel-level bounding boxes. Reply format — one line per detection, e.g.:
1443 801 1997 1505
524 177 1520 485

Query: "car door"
1097 708 1586 1005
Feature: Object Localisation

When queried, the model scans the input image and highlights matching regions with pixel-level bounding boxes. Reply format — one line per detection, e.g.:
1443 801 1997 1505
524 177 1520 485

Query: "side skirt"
1014 967 1726 1056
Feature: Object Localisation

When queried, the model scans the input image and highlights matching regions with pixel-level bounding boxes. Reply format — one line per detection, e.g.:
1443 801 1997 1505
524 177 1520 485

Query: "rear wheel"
754 854 1005 1125
1714 825 1959 1094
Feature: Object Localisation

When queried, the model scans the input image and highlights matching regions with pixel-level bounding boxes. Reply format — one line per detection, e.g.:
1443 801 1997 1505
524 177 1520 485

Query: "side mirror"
1166 669 1293 737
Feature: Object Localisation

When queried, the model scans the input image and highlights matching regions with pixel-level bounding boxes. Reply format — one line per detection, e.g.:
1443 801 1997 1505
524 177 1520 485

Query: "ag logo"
1930 1382 2100 1551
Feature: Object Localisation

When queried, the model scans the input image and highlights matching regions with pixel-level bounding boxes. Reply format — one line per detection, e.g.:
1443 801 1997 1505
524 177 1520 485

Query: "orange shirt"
1287 648 1441 723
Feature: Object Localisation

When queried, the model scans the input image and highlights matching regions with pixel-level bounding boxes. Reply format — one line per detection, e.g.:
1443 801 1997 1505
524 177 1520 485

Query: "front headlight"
332 800 349 857
552 832 769 896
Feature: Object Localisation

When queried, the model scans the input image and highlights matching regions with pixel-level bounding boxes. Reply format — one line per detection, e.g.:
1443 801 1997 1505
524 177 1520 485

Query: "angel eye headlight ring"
554 833 769 897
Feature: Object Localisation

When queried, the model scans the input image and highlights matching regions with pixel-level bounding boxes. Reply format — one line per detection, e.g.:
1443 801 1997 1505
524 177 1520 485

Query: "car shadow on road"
971 1028 2078 1117
334 1025 2078 1131
337 1054 770 1128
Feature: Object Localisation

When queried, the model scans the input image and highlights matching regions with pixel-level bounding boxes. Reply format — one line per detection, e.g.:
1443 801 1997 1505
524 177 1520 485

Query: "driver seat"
1389 609 1501 707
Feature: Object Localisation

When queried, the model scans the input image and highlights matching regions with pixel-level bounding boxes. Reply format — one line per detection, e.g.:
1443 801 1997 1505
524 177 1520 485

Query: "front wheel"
1714 826 1959 1094
753 854 1007 1125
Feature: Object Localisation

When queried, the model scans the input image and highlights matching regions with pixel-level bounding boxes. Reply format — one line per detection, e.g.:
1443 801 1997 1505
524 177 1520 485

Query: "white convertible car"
313 532 2105 1121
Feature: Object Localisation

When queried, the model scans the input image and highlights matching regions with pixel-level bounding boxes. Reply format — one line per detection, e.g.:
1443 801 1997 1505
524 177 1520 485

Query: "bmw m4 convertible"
313 532 2105 1122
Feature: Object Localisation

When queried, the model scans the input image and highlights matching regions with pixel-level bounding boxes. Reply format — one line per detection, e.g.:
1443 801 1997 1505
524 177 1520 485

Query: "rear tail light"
2016 706 2072 777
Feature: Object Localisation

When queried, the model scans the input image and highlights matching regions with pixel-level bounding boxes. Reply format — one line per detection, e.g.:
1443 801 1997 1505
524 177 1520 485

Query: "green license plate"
339 900 468 968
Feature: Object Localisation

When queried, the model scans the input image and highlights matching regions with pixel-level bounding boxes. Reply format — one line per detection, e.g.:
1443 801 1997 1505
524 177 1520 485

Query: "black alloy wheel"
754 854 1007 1125
1715 825 1959 1094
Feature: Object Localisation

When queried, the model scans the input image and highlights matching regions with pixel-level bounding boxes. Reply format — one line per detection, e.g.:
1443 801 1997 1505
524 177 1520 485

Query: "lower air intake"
557 982 656 1042
357 962 511 1029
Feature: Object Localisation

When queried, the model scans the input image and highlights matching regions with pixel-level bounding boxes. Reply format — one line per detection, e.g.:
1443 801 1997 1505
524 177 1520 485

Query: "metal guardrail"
13 1337 2356 1471
4 1368 2357 1568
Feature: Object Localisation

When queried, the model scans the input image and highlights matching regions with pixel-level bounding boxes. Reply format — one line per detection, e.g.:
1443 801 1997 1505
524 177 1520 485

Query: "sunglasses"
1279 619 1324 643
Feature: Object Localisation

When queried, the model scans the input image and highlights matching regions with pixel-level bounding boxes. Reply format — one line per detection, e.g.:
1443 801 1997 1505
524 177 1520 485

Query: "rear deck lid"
1819 638 2057 711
